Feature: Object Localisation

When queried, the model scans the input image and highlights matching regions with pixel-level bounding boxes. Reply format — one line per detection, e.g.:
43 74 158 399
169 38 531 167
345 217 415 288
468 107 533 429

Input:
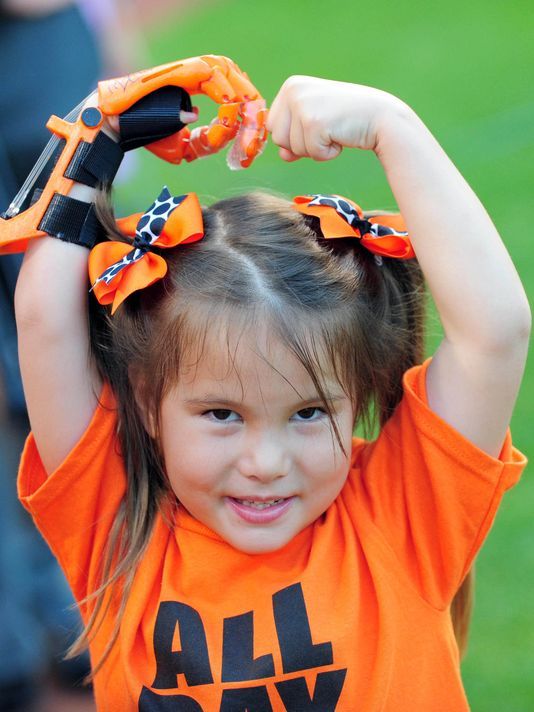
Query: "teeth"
236 498 284 509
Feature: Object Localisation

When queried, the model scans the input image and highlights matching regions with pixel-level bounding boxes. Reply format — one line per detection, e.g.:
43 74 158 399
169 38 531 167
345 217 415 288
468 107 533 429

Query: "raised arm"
374 102 530 455
12 56 268 476
15 215 101 476
13 105 118 475
267 76 531 456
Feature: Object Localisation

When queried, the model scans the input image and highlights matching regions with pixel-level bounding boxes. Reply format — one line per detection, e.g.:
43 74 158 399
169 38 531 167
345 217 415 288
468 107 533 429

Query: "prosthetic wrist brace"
35 108 124 249
37 89 191 249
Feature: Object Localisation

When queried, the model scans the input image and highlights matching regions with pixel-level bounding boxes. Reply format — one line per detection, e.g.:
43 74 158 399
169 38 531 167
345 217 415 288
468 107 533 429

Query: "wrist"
103 113 120 141
373 97 424 160
40 96 122 245
342 85 411 153
68 183 98 203
82 90 120 142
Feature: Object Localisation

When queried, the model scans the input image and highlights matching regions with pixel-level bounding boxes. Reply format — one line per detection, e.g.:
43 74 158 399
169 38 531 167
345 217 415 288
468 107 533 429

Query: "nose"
237 429 290 483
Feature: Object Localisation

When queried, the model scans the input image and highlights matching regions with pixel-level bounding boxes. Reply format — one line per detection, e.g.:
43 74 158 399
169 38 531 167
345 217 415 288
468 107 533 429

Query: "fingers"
266 95 289 149
106 114 120 137
200 66 236 103
179 108 199 124
270 111 342 162
268 105 308 160
307 135 343 161
279 147 301 162
200 56 260 103
267 78 342 162
289 115 307 158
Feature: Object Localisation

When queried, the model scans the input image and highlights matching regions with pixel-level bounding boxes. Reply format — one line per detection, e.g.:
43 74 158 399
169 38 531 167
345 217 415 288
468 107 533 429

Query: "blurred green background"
114 1 533 709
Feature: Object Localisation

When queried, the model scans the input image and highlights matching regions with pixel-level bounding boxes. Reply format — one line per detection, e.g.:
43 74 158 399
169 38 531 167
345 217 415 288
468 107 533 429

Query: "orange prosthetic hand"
0 55 267 254
100 55 267 169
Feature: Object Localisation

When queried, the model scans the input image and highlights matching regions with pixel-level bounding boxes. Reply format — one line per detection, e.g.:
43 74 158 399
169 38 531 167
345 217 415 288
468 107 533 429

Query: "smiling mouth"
233 498 285 509
227 496 294 523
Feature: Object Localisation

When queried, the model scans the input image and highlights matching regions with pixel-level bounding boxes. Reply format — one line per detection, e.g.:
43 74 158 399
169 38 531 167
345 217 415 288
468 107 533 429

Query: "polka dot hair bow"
293 194 415 260
89 186 204 313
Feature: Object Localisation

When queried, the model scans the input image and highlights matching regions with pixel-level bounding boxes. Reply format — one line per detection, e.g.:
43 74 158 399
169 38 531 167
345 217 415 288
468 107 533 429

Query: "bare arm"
15 189 104 475
14 106 120 475
15 219 102 476
375 103 530 456
267 77 531 456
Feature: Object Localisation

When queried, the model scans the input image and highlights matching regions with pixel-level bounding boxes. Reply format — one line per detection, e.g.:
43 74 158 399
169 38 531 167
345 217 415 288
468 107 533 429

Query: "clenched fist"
266 75 404 161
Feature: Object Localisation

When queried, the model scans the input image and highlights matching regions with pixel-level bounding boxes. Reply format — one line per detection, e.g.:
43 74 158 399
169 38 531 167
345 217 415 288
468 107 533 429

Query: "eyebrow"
185 394 347 408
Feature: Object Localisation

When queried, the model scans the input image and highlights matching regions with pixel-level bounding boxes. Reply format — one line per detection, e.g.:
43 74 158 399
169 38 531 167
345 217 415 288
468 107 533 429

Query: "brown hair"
68 189 473 675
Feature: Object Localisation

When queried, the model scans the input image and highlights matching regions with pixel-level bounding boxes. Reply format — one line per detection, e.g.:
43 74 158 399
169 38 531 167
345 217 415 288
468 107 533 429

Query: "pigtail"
357 248 426 425
304 207 473 658
358 219 474 659
300 210 425 429
66 188 174 680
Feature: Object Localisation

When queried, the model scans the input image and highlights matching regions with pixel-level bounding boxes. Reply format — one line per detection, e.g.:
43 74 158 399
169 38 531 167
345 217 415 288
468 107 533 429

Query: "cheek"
299 426 351 485
160 426 228 495
325 419 353 487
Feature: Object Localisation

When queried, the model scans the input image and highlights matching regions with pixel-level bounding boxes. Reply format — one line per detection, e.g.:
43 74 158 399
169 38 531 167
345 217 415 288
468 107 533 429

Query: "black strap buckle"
38 194 105 249
64 132 124 188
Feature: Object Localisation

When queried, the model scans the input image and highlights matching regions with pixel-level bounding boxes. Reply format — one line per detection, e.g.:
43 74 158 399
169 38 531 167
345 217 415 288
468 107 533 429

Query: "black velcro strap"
64 132 124 187
119 85 193 152
38 194 105 248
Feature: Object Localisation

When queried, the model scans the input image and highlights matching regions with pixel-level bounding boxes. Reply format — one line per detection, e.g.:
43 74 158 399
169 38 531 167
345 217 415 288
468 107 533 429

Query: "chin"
226 529 295 555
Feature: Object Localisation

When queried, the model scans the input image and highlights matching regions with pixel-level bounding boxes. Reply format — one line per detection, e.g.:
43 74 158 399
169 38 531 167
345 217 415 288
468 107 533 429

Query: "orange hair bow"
293 194 415 260
89 187 204 313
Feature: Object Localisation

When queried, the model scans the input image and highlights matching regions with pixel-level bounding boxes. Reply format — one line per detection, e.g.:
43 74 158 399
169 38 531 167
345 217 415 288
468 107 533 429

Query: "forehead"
177 320 341 401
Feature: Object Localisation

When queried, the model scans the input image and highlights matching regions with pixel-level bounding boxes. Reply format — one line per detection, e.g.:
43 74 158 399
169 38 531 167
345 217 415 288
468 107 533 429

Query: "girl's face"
157 326 354 554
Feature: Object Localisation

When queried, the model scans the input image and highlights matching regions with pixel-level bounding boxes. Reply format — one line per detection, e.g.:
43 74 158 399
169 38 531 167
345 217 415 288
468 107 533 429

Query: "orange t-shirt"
18 360 526 711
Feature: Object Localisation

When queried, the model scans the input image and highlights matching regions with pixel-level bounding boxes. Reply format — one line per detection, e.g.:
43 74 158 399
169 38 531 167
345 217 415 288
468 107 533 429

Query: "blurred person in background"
0 1 142 708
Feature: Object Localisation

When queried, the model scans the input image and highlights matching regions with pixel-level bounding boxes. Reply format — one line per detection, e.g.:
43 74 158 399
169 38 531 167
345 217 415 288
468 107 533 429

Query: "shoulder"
348 359 429 471
18 380 126 601
347 357 526 490
19 380 122 512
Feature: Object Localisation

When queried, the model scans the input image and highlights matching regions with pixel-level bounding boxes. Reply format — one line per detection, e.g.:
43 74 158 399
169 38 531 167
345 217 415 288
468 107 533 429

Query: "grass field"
114 1 534 708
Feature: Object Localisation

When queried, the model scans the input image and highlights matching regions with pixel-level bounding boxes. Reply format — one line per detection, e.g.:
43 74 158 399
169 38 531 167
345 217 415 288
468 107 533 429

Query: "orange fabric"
294 195 362 238
116 213 145 235
18 360 526 711
88 192 204 314
293 194 416 259
90 248 168 312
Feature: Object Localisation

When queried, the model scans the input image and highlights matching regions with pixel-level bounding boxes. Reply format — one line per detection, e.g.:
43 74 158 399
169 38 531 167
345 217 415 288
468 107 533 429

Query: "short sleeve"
347 358 527 609
17 382 126 604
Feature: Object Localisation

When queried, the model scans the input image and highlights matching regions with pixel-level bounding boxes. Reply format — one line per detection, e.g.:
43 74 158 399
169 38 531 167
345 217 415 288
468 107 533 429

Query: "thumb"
313 141 343 162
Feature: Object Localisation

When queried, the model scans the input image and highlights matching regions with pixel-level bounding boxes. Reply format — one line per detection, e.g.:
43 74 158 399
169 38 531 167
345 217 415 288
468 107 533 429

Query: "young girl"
15 72 529 710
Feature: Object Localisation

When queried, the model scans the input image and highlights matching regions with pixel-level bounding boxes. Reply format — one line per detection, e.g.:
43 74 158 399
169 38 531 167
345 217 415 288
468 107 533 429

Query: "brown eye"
212 410 233 421
294 407 324 421
204 409 240 422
